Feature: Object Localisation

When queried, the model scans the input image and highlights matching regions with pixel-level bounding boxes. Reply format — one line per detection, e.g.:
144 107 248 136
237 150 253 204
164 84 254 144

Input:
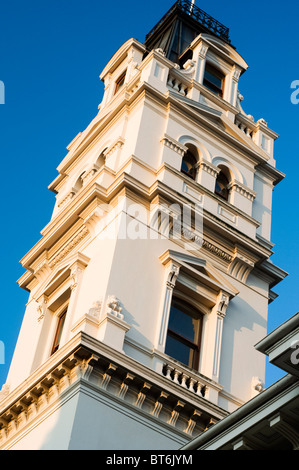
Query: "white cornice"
160 249 239 298
0 332 228 448
191 34 248 73
99 38 146 81
18 164 271 290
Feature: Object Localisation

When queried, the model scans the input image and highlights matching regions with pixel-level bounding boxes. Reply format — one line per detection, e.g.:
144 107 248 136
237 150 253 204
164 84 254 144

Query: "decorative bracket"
228 245 259 283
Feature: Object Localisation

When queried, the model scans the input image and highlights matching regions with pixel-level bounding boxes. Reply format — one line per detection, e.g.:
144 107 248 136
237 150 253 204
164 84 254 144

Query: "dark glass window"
168 22 197 63
180 24 196 54
51 310 67 355
203 64 225 97
181 150 197 180
165 299 202 369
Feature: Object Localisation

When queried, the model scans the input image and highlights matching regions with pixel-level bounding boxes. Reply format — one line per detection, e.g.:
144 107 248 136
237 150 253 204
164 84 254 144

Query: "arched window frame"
158 250 239 382
215 169 230 201
180 146 198 180
73 172 85 193
34 253 90 363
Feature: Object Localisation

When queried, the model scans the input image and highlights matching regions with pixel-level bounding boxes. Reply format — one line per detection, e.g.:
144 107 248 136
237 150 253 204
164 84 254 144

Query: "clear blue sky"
0 0 298 390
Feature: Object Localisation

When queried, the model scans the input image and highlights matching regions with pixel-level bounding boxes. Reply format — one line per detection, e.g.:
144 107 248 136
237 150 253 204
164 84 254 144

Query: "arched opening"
164 297 203 370
215 166 231 201
95 149 107 169
181 145 198 180
73 172 85 193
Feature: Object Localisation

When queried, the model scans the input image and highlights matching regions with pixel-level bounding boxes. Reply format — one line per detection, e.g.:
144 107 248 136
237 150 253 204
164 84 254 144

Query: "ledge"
0 332 229 448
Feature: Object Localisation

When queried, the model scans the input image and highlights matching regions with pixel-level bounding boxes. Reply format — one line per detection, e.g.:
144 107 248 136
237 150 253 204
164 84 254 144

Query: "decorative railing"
167 70 191 97
145 0 230 45
235 117 255 139
162 363 208 398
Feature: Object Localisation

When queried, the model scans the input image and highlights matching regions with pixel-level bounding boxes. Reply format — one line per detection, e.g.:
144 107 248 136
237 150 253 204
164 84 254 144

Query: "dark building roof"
144 0 232 65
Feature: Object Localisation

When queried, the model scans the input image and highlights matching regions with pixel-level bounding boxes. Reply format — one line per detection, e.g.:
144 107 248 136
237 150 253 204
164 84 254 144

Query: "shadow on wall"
218 294 267 398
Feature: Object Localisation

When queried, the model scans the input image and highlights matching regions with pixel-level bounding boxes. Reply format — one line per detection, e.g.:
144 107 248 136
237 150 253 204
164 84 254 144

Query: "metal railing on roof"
145 0 230 45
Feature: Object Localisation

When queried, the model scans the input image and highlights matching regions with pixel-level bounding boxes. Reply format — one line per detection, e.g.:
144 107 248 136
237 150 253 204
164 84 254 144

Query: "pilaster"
228 180 256 215
196 158 220 191
201 291 230 386
156 261 181 356
190 39 209 101
60 254 90 345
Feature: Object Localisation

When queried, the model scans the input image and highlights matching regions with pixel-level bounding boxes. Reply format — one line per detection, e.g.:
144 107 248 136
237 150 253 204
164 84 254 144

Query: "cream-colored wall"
4 35 281 416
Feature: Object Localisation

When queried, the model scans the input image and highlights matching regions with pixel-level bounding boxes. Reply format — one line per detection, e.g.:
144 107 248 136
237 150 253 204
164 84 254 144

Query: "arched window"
203 63 225 97
181 149 197 180
215 170 230 201
164 298 203 369
95 149 106 169
73 172 85 193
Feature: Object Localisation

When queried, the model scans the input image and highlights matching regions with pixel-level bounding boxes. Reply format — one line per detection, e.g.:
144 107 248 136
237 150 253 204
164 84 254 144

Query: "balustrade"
162 363 207 398
167 73 190 97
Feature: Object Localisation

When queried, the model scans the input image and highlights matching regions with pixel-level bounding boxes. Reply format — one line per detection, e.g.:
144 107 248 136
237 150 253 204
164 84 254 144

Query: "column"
156 261 181 352
228 180 256 215
193 42 209 84
196 159 220 191
189 40 209 101
212 292 229 383
226 66 241 106
60 253 90 345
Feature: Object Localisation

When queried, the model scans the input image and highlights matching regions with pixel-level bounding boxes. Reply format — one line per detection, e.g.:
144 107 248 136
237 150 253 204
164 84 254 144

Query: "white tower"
0 1 286 450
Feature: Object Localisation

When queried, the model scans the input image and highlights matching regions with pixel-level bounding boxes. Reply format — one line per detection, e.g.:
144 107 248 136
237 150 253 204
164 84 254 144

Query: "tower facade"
0 1 286 450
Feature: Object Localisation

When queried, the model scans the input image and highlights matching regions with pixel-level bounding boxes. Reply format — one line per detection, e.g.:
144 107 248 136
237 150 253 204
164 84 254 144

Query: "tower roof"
144 0 232 64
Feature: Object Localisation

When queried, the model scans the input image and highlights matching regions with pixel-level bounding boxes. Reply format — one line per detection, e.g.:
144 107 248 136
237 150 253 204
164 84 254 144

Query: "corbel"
135 382 152 409
216 292 230 319
70 354 100 383
118 373 135 400
0 418 8 440
152 391 169 418
168 400 185 427
204 417 218 431
184 409 202 435
269 413 299 450
101 363 118 390
232 437 260 450
228 245 259 283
